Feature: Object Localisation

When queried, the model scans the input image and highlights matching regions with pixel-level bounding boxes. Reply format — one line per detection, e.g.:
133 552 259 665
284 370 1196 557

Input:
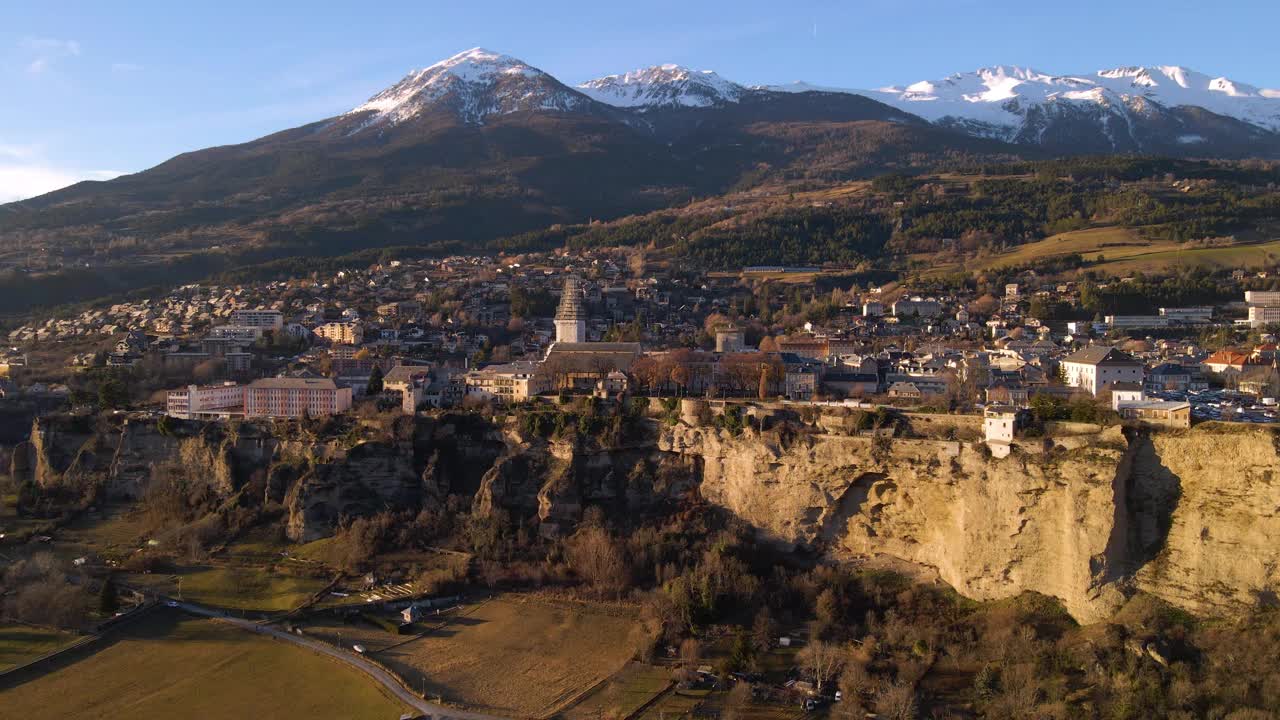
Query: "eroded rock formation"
654 422 1280 623
16 411 1280 622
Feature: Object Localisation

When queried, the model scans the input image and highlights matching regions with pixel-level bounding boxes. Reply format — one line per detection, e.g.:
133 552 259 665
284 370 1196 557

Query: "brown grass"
374 594 639 717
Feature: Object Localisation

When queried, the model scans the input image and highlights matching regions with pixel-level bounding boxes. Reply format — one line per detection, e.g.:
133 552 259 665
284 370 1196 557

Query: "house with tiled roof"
1202 349 1250 376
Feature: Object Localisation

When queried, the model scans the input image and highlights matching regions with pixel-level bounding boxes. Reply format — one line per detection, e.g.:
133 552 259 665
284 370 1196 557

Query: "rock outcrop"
655 422 1280 623
17 410 1280 623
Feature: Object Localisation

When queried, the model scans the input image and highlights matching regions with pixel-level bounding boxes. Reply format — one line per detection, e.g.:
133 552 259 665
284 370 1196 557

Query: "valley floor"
0 609 410 720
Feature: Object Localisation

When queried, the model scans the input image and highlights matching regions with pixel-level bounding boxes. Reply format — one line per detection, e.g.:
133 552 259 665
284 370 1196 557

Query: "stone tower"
554 276 587 344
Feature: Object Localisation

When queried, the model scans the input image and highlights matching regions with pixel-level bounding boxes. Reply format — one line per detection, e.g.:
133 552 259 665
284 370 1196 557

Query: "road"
171 600 505 720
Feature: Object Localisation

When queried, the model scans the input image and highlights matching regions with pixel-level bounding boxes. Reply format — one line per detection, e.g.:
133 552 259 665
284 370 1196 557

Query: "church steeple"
554 275 587 344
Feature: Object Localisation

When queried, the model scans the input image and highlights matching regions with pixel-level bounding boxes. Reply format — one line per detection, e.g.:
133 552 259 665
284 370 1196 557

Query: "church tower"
554 276 587 344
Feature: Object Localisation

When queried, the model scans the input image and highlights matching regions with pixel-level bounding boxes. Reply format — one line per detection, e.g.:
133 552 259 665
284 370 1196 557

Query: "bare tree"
873 679 918 720
798 639 843 692
722 680 753 720
565 525 630 599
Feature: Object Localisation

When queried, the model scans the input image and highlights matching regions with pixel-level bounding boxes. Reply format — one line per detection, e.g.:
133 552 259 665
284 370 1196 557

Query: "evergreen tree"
99 576 119 615
97 375 129 409
367 365 384 394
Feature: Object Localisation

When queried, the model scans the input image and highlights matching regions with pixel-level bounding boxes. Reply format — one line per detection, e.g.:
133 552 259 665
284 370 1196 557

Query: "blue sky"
2 0 1278 201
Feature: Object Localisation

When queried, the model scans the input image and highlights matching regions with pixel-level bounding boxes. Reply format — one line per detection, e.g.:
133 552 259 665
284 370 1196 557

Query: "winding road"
171 599 505 720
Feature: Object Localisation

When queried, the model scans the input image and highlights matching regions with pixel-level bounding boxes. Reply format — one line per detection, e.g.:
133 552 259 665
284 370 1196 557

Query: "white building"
1110 383 1146 410
166 382 246 420
1105 315 1170 330
229 309 284 330
983 407 1018 459
464 361 547 403
1159 307 1213 323
1248 305 1280 329
209 325 265 341
1245 291 1280 307
315 321 364 345
554 276 587 344
1061 346 1145 396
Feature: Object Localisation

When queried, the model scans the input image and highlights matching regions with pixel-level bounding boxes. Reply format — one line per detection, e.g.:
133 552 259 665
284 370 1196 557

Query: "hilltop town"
6 247 1280 437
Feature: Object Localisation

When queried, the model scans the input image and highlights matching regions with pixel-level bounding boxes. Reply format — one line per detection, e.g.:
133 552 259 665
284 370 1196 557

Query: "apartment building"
209 325 264 341
166 382 246 420
167 378 352 420
314 321 364 345
1248 305 1280 329
892 298 943 318
244 378 352 418
229 309 284 330
464 361 547 402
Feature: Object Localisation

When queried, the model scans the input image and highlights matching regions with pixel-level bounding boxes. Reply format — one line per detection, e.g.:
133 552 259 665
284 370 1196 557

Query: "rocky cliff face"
19 413 505 542
656 422 1280 623
473 429 699 531
19 411 1278 623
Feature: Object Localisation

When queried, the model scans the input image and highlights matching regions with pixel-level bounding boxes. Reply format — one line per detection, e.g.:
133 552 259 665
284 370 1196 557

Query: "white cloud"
19 36 81 74
0 165 123 203
111 62 143 74
0 143 41 160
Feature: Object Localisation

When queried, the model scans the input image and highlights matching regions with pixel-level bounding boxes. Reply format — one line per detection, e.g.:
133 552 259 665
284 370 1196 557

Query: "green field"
52 505 151 561
0 624 80 672
127 564 330 612
968 226 1166 271
1091 238 1280 274
922 225 1280 277
1 610 409 720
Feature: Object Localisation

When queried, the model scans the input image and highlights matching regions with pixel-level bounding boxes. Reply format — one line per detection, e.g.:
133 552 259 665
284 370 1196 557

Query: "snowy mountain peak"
858 64 1280 135
347 47 588 128
578 65 744 110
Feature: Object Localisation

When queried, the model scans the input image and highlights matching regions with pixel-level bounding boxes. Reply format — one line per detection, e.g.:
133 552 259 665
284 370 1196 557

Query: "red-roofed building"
1202 349 1250 375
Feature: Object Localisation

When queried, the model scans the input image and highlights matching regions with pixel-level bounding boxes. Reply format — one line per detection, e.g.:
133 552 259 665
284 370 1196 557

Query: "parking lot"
1145 387 1280 424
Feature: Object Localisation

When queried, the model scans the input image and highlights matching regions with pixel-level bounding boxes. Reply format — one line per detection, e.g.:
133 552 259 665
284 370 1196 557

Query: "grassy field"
920 225 1280 277
1090 238 1280 274
52 504 151 561
0 491 55 543
1 610 409 720
967 226 1167 271
370 595 639 717
127 564 330 611
563 662 673 720
0 623 80 672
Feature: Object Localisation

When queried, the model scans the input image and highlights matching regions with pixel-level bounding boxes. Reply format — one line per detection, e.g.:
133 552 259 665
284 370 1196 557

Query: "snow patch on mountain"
578 65 745 110
347 47 589 128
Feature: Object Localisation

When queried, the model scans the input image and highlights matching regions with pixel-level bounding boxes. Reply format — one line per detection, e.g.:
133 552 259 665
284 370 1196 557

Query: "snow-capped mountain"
337 48 1279 154
577 65 745 110
762 65 1280 154
854 65 1280 138
345 47 593 128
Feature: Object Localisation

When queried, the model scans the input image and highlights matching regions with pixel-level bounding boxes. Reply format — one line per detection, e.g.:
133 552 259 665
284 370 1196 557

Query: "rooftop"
1062 346 1141 366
